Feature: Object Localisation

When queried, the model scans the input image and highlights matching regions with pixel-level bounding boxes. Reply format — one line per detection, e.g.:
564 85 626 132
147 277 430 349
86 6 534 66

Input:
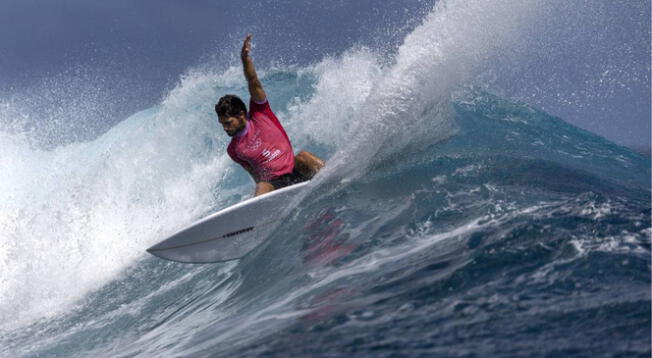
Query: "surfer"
215 34 325 197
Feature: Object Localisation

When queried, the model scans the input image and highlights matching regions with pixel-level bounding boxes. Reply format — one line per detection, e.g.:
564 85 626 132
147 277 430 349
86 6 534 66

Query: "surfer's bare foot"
295 151 325 179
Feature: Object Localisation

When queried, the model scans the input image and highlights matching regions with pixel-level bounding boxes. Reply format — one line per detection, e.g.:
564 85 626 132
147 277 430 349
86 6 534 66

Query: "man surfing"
215 34 325 197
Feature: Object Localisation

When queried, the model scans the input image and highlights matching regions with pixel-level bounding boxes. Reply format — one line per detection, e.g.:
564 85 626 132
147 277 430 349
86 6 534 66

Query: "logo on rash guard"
262 148 282 163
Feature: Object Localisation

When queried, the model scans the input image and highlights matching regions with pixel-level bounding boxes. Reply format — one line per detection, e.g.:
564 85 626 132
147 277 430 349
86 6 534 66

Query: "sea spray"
0 0 648 356
0 71 237 328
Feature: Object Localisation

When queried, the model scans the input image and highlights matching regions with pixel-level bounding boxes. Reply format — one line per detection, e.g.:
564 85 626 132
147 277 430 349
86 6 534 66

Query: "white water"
0 0 546 330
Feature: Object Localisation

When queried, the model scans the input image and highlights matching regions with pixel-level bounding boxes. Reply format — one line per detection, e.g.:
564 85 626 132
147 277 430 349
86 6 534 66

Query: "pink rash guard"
227 99 295 182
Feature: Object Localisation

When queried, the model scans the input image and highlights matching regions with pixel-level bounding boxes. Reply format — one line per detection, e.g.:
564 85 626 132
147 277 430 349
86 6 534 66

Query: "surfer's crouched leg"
294 150 325 179
268 151 324 191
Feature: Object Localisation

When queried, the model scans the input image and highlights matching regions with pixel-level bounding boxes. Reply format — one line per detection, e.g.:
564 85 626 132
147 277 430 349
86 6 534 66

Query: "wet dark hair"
215 95 247 118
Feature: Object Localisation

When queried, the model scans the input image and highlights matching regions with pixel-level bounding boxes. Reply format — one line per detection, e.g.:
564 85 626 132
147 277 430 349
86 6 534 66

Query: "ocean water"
1 0 650 357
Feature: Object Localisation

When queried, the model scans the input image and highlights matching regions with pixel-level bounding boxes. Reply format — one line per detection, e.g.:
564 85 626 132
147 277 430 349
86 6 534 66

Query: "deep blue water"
1 1 650 357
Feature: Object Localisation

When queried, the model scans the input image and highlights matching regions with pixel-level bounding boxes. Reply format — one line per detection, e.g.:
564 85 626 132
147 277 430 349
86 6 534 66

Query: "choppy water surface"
1 0 649 357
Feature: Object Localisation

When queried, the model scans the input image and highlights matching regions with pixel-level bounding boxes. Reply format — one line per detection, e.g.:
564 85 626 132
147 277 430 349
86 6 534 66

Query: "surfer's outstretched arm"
241 34 267 103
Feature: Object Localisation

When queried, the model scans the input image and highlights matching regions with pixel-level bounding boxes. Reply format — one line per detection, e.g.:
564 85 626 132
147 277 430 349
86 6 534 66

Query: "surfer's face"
219 112 246 137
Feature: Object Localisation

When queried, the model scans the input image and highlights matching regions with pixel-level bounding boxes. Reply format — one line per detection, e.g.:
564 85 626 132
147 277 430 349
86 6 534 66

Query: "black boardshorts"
269 168 310 190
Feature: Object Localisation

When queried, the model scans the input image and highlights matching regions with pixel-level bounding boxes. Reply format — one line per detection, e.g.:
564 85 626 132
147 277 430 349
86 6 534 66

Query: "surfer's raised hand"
240 34 266 103
241 34 253 61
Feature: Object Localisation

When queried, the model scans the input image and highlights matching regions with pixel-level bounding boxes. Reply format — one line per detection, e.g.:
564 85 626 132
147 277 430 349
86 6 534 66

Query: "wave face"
1 0 650 357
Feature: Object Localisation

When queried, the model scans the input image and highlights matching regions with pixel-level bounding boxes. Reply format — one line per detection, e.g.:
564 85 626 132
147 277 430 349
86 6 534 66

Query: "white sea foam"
0 71 241 329
0 0 546 332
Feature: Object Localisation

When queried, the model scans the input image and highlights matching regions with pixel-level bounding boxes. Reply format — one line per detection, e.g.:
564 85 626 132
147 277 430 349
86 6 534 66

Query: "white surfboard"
147 181 310 263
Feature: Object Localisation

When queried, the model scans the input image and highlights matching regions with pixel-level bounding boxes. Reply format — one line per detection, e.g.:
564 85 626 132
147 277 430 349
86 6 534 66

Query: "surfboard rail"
147 181 310 263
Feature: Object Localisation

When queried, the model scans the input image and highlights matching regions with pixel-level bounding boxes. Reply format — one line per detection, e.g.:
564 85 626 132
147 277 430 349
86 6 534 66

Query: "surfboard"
147 181 310 263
